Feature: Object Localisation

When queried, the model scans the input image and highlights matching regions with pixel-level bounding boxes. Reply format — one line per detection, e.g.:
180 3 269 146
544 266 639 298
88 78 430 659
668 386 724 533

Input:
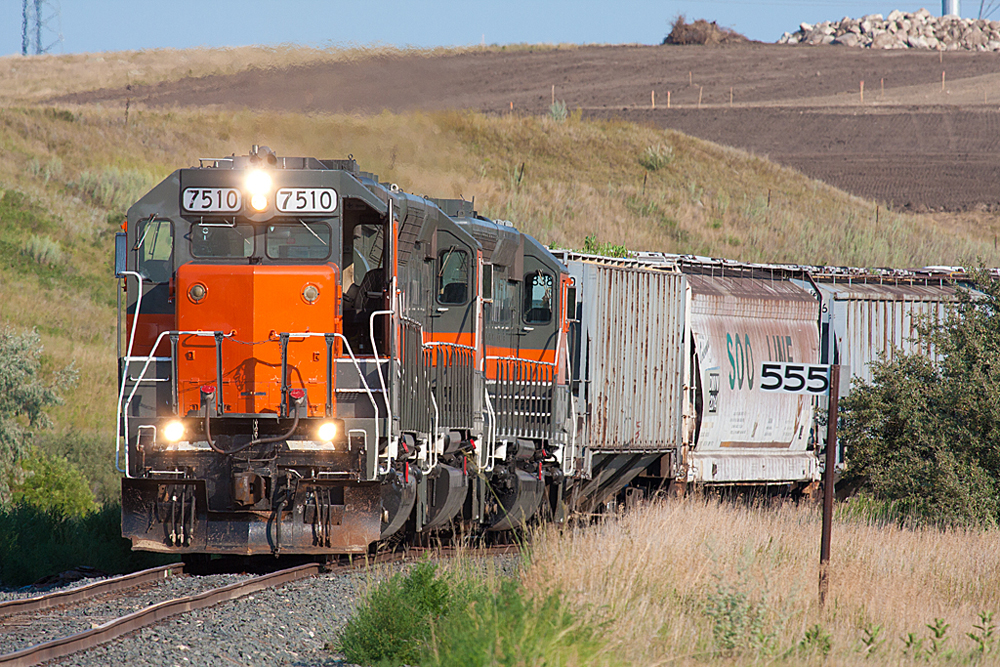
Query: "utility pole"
21 0 28 56
20 0 63 56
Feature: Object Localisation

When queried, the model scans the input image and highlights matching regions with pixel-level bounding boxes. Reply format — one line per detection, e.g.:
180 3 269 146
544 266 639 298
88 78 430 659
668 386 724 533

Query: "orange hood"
175 264 340 416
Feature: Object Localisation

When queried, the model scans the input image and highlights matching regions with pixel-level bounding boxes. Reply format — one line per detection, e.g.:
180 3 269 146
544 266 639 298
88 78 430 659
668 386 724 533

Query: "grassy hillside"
1 91 997 501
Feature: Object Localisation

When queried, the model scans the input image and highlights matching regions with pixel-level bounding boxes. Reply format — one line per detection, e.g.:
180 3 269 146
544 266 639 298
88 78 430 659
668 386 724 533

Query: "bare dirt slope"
57 43 1000 211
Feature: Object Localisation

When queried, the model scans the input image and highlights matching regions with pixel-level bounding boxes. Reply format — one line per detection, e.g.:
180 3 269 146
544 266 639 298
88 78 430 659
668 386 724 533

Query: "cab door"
428 229 477 430
429 229 475 346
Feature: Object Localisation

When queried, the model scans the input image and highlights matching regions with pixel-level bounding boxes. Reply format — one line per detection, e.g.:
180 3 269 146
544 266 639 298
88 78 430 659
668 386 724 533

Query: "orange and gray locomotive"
117 147 573 556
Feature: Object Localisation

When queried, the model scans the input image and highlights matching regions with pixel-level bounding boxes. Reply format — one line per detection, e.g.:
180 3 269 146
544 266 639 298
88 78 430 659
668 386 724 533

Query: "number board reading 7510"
276 188 337 213
182 188 242 213
759 362 831 395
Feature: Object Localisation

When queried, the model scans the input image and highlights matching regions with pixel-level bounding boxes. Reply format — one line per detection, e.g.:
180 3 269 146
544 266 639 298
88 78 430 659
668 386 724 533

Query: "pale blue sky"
0 0 985 57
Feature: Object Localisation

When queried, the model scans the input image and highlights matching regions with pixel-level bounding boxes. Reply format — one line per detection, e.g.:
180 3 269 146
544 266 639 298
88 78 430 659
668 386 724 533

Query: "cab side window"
523 271 554 324
437 248 469 305
136 219 173 283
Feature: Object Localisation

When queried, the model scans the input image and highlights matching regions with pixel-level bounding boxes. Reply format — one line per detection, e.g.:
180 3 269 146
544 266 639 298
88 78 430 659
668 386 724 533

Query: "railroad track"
0 545 518 666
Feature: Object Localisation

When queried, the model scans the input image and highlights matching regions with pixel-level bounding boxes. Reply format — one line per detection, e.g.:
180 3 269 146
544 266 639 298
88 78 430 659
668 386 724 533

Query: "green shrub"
426 579 603 667
840 270 1000 527
0 327 74 496
703 578 775 656
27 156 64 183
22 234 64 266
11 447 96 516
337 561 451 665
0 502 173 587
548 100 568 122
35 431 120 504
639 143 674 171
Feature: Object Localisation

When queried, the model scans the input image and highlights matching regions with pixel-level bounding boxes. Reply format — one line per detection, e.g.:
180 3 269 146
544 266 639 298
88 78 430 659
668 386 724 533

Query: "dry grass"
523 499 1000 665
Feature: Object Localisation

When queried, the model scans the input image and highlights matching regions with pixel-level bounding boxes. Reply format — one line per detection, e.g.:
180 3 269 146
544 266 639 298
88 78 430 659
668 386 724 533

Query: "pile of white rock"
778 8 1000 50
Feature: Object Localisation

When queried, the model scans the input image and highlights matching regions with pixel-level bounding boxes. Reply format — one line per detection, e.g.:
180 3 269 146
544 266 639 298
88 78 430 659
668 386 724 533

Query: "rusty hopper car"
683 269 820 485
558 253 821 496
116 148 572 556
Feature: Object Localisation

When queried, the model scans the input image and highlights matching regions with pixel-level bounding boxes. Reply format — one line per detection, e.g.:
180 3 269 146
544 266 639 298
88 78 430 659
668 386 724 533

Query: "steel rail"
0 546 521 666
0 563 185 618
0 563 320 667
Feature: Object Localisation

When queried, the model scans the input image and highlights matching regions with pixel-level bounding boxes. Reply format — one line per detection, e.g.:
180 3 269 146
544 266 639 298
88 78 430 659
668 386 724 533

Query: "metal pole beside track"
819 364 840 609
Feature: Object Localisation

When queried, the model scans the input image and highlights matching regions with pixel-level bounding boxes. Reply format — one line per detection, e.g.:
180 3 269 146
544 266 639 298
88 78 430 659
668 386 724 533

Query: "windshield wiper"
298 219 328 246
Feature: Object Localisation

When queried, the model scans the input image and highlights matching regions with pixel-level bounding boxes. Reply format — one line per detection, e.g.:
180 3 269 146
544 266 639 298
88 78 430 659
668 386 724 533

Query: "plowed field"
58 43 1000 211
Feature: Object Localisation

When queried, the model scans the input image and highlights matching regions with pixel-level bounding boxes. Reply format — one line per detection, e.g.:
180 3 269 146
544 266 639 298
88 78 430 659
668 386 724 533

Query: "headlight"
246 169 271 193
162 420 185 443
250 193 268 211
318 422 337 442
246 170 271 211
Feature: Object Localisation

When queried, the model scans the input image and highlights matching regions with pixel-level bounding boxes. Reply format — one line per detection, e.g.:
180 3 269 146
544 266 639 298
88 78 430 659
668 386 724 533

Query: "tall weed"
703 577 776 656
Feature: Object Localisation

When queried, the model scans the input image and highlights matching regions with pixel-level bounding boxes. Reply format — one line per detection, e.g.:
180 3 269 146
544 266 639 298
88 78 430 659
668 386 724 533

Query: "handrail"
482 384 497 472
369 310 395 462
120 331 379 470
426 341 476 351
283 332 382 445
485 354 557 367
115 271 144 472
428 391 440 470
121 330 233 476
565 363 577 477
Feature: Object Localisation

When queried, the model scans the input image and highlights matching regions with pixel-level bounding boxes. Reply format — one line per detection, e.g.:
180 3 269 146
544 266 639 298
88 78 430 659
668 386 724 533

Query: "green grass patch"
0 189 115 308
335 560 605 666
0 502 173 587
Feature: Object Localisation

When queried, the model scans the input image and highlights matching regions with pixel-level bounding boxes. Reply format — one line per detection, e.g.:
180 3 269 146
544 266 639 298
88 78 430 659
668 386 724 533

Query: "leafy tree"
840 270 1000 526
11 447 96 515
0 327 74 498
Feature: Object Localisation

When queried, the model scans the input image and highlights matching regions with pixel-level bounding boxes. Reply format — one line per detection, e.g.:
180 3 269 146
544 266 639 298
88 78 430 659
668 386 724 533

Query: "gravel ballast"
2 574 253 656
34 570 367 667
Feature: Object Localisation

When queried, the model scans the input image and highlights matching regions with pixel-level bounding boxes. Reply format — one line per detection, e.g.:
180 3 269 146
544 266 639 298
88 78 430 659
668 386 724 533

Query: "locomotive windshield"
190 223 254 258
136 219 173 283
266 222 331 260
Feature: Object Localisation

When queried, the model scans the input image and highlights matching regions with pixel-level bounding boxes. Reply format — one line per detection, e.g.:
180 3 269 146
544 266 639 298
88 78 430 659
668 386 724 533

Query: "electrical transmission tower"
21 0 62 56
